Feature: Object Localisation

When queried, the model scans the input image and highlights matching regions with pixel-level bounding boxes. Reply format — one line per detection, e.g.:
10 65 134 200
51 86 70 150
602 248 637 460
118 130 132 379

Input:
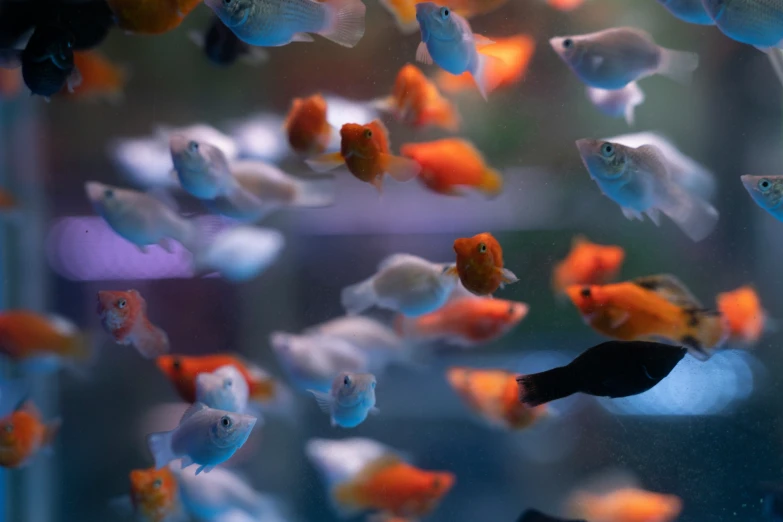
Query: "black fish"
518 509 586 522
0 2 37 48
21 24 76 98
43 0 115 50
192 16 268 67
517 341 687 407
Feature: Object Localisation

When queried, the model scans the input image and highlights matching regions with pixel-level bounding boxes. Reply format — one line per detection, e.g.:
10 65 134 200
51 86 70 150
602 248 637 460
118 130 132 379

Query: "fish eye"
439 7 450 18
187 141 199 153
117 298 127 309
363 129 373 139
759 178 772 193
152 478 162 489
478 242 487 253
223 378 233 389
563 38 573 49
580 287 591 298
104 189 114 199
220 415 232 428
601 142 614 157
343 374 352 387
507 304 516 315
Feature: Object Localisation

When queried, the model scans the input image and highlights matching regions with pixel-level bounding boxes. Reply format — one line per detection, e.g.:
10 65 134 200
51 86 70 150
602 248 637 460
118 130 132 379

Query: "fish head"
700 0 725 20
204 0 253 28
197 365 249 410
85 181 125 215
333 372 376 406
549 35 584 68
575 139 627 182
129 467 175 512
169 135 212 172
340 121 389 160
0 414 22 458
565 284 603 316
453 233 498 271
96 290 140 331
741 175 783 212
209 411 257 449
415 2 460 43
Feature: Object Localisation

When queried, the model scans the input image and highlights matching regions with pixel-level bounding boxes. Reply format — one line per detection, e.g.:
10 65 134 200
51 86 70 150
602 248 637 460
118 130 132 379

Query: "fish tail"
679 307 728 360
516 366 578 407
376 0 419 33
292 176 336 208
133 323 171 359
341 278 377 315
661 186 719 242
146 430 175 469
472 52 504 100
332 480 365 518
477 167 503 197
320 0 367 48
657 47 699 85
66 331 93 362
370 95 397 113
624 82 645 126
306 151 346 173
766 48 783 89
381 153 421 182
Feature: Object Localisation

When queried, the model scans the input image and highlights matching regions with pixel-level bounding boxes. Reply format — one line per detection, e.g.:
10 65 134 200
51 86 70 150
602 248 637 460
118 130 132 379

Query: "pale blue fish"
203 0 366 48
741 175 783 221
550 27 699 89
193 226 284 282
146 402 256 475
309 371 379 428
586 82 645 126
701 0 783 48
303 316 410 368
656 0 715 25
196 365 250 413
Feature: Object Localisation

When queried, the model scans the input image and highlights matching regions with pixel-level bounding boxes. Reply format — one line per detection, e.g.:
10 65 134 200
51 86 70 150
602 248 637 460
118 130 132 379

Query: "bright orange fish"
548 0 586 11
0 311 90 371
284 94 335 155
97 290 170 359
116 466 184 522
307 120 420 192
437 35 536 94
106 0 201 34
0 400 60 468
569 487 682 522
447 367 548 430
0 69 22 100
552 236 625 296
401 139 502 197
62 51 127 102
447 233 518 296
716 285 768 346
566 274 727 359
156 354 278 404
395 297 528 347
375 64 460 132
378 0 508 32
334 455 455 518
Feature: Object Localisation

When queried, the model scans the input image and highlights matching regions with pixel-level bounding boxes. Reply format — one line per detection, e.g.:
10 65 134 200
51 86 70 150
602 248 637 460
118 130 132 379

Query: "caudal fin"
516 366 577 407
472 53 505 100
133 324 170 359
341 278 377 315
767 48 783 88
292 176 336 208
657 48 699 85
680 308 728 361
662 188 719 242
376 0 419 33
477 167 503 197
382 154 421 182
320 0 367 48
146 430 176 469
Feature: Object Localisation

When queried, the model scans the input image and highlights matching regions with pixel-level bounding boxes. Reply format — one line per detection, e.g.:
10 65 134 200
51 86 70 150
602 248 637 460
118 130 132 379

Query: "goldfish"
741 175 783 222
374 64 460 132
193 227 285 282
309 371 379 428
517 341 686 406
0 400 60 468
569 487 682 522
0 311 90 373
436 35 536 95
550 28 699 90
547 0 586 10
656 0 715 25
414 2 502 99
447 233 518 296
551 236 625 297
62 51 126 102
110 467 185 522
519 510 585 522
575 139 719 242
341 253 456 317
565 274 727 359
716 285 769 346
447 367 547 430
396 297 528 347
378 0 508 32
586 83 645 126
190 16 269 67
284 94 336 155
701 0 783 48
196 365 250 413
97 290 170 359
401 139 502 197
147 402 257 474
307 120 421 192
106 0 202 35
203 0 366 48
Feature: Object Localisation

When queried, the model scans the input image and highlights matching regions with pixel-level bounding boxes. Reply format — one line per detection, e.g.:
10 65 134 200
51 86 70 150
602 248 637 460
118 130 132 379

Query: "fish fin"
416 41 433 65
382 154 420 182
624 82 645 126
370 406 380 415
188 30 205 49
680 308 727 360
146 430 175 469
308 389 334 414
661 184 719 242
292 33 315 42
66 66 82 93
632 274 702 308
132 325 170 359
180 402 208 422
498 267 519 286
621 207 643 221
443 265 459 277
473 34 495 48
108 495 133 517
370 96 396 112
306 151 345 172
43 418 61 452
472 53 504 100
646 208 661 226
195 464 214 474
376 0 420 34
516 366 576 407
332 480 365 518
292 176 336 207
0 49 22 69
320 0 367 48
477 167 503 197
0 379 27 418
657 47 699 85
341 278 377 315
609 310 630 329
240 47 270 66
766 48 783 88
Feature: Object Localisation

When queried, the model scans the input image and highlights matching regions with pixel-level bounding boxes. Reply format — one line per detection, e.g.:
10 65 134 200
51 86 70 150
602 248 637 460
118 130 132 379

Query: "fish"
414 2 502 99
716 285 769 346
97 290 170 359
43 0 116 51
0 311 90 373
517 341 687 406
110 467 186 522
656 0 715 25
396 297 528 347
378 0 508 32
575 139 719 242
550 27 699 90
447 367 548 430
0 400 61 468
436 34 536 95
146 402 257 475
366 515 416 522
193 226 285 282
196 365 250 413
306 120 421 193
0 69 22 99
106 0 202 35
341 253 457 317
309 371 379 428
446 233 518 296
566 274 727 359
401 139 503 197
568 487 682 522
62 50 127 103
202 0 367 48
284 94 336 155
374 64 460 132
547 0 586 10
551 236 625 297
741 175 783 221
85 181 199 253
10 24 82 99
0 188 16 210
586 83 645 126
701 0 783 48
190 16 269 67
518 509 586 522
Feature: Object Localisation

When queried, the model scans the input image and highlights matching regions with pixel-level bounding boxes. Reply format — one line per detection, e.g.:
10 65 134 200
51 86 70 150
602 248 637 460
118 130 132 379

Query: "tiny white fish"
586 82 645 126
196 365 250 413
309 371 378 428
193 226 285 282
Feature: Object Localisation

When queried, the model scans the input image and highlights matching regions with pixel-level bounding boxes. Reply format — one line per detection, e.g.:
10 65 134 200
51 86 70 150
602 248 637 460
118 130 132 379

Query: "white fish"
309 371 379 428
586 83 645 126
303 316 408 367
196 365 250 413
85 181 198 253
146 402 256 475
305 437 404 490
228 113 291 163
341 253 456 317
193 226 285 282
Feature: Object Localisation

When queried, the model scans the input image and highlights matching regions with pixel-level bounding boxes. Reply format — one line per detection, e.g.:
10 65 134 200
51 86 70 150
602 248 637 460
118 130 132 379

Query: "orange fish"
437 35 536 94
97 290 170 359
375 64 460 132
106 0 201 34
115 466 184 522
284 94 335 155
0 400 60 468
0 189 16 211
400 139 502 197
307 120 420 192
569 487 682 522
156 354 278 404
378 0 508 32
446 367 547 430
0 311 90 372
447 233 518 296
62 51 127 102
552 236 625 296
566 274 727 359
716 285 768 346
0 69 22 100
367 515 416 522
548 0 586 11
334 455 455 518
395 297 528 347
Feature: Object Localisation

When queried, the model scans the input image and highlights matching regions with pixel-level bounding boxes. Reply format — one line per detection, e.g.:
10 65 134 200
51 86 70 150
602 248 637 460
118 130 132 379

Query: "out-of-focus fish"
0 400 60 468
307 437 404 494
106 0 202 34
716 285 769 346
550 28 699 90
701 0 783 48
309 371 378 428
196 365 250 413
741 175 783 222
655 0 714 25
446 233 518 296
193 226 285 282
85 181 199 253
566 274 727 359
379 0 508 32
0 189 16 210
341 253 457 317
97 290 170 359
568 487 682 522
0 69 22 99
518 509 585 522
304 316 405 358
0 311 90 373
401 139 502 197
396 297 528 347
517 341 687 406
307 120 420 192
146 402 256 474
284 94 336 155
62 51 127 103
586 83 645 126
229 113 292 163
7 24 82 99
110 467 186 522
575 139 718 242
552 236 625 297
447 367 548 430
203 0 366 48
190 16 269 67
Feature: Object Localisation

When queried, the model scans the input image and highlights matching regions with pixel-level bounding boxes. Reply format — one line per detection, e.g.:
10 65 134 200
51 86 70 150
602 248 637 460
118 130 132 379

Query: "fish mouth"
548 37 566 57
574 138 598 158
85 181 106 202
168 134 190 155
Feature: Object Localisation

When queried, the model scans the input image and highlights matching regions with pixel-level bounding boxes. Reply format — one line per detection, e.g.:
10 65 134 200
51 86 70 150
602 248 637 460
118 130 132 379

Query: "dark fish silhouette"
192 17 268 68
517 341 687 407
20 24 77 98
518 509 586 522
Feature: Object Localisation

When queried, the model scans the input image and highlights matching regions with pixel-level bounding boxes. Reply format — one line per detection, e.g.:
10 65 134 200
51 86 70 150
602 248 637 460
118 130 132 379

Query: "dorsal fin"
632 274 702 308
180 402 208 423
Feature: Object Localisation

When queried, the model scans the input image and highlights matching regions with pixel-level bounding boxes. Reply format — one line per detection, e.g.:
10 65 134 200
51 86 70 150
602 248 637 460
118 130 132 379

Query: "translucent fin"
499 267 519 286
473 34 495 47
132 325 170 359
146 430 175 469
416 41 433 65
0 49 22 69
624 82 645 126
308 389 334 413
382 154 420 182
42 418 62 453
320 0 367 48
306 151 345 172
341 278 377 315
292 176 336 207
376 0 420 34
180 402 207 422
292 33 315 42
766 48 783 88
657 47 699 85
662 186 719 242
472 53 504 100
